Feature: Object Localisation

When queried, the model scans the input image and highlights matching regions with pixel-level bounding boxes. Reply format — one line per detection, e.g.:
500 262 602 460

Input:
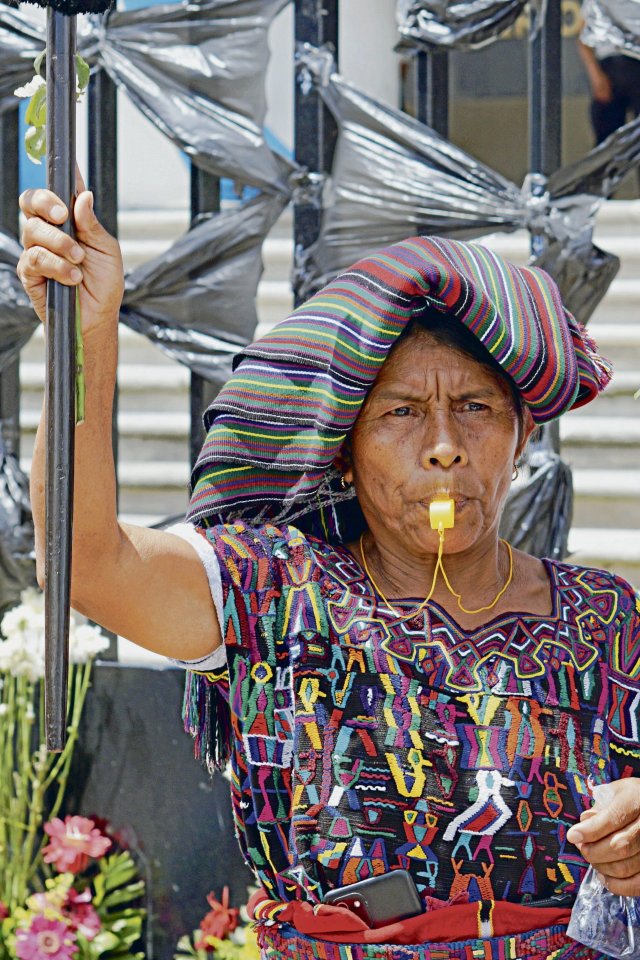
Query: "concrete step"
19 313 640 372
19 361 191 413
590 280 640 325
20 409 189 462
116 200 640 290
120 233 293 283
480 231 640 282
568 527 640 587
560 415 640 468
117 206 293 282
577 323 640 369
592 199 640 237
568 370 639 413
21 456 191 515
20 324 177 367
571 470 640 528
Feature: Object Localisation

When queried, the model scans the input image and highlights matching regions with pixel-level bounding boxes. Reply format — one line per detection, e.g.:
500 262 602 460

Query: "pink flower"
15 916 77 960
63 889 101 941
42 817 111 874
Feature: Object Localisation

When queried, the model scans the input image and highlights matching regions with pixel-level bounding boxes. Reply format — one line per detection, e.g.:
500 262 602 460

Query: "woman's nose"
420 414 468 469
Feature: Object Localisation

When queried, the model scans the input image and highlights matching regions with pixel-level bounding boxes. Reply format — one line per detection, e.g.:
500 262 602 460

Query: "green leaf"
175 936 195 953
34 50 46 78
101 852 140 891
102 881 146 909
25 84 47 128
93 873 106 904
90 930 121 953
76 54 90 93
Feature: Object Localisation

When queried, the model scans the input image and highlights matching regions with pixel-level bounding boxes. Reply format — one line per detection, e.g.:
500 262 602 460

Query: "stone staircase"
20 202 640 601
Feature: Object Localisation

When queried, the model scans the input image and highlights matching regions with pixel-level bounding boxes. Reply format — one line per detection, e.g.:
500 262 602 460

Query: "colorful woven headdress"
186 235 611 539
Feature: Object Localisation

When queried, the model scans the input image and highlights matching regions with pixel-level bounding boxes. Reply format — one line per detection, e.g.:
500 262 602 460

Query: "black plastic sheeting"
534 115 640 317
0 192 284 597
396 0 539 50
580 0 640 60
121 192 288 385
0 229 38 374
0 435 36 617
0 193 286 389
294 45 640 331
500 448 573 560
0 0 293 193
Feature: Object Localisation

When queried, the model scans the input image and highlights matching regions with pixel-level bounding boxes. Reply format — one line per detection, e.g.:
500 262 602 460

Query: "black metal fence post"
0 105 21 458
88 58 119 660
528 0 562 183
413 50 449 137
189 167 220 469
293 0 338 307
529 0 562 453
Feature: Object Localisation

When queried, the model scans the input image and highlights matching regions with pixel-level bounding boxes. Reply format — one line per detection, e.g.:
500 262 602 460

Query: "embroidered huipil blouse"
173 521 640 911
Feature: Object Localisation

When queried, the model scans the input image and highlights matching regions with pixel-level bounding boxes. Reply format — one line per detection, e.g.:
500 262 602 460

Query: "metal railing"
0 0 566 659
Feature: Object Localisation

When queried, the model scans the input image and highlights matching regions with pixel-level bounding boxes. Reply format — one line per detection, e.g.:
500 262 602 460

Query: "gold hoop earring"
340 475 351 490
512 464 519 481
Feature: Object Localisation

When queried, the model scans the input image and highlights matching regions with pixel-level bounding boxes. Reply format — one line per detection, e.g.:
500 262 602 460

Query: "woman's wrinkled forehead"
361 328 518 410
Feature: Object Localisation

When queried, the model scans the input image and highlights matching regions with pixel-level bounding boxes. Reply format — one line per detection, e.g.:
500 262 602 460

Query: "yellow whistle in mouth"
429 497 455 531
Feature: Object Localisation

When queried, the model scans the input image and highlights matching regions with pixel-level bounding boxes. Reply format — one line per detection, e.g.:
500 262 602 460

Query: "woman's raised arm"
17 185 221 660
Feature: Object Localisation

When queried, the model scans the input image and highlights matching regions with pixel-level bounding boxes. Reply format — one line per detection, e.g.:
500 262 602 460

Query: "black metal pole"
293 0 338 307
45 9 76 751
528 0 562 454
89 67 118 238
413 50 449 137
0 105 21 458
528 0 562 235
88 57 119 660
189 167 220 470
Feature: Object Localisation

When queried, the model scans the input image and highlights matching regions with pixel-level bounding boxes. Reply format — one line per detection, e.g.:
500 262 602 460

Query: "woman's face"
345 328 530 556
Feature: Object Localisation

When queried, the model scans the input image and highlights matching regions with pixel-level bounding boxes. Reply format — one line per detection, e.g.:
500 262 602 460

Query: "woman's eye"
463 402 488 412
389 406 412 417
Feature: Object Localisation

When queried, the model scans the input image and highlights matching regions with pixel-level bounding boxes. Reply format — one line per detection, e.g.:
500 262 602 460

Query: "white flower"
14 75 46 99
0 587 107 676
0 633 44 681
0 704 8 716
21 587 45 617
69 623 110 664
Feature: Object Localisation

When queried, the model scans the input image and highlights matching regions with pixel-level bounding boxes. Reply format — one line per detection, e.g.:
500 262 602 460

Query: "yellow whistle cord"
358 529 513 620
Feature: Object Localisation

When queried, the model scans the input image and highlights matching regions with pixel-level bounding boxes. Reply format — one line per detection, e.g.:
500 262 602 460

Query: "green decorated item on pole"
17 0 112 752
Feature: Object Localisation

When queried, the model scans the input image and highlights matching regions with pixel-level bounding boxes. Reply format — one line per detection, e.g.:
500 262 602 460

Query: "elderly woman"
18 185 640 960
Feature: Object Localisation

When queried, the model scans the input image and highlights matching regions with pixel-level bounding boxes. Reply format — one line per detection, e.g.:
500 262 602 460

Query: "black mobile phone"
322 870 423 929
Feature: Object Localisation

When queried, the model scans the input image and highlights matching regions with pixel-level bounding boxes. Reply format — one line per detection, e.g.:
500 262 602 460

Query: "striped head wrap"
187 236 611 538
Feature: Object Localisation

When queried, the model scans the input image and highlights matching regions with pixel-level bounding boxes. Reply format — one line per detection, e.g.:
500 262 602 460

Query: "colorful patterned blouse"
179 521 640 912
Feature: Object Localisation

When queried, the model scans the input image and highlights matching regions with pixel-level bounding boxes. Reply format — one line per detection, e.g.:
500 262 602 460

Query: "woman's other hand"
17 176 124 330
567 778 640 895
